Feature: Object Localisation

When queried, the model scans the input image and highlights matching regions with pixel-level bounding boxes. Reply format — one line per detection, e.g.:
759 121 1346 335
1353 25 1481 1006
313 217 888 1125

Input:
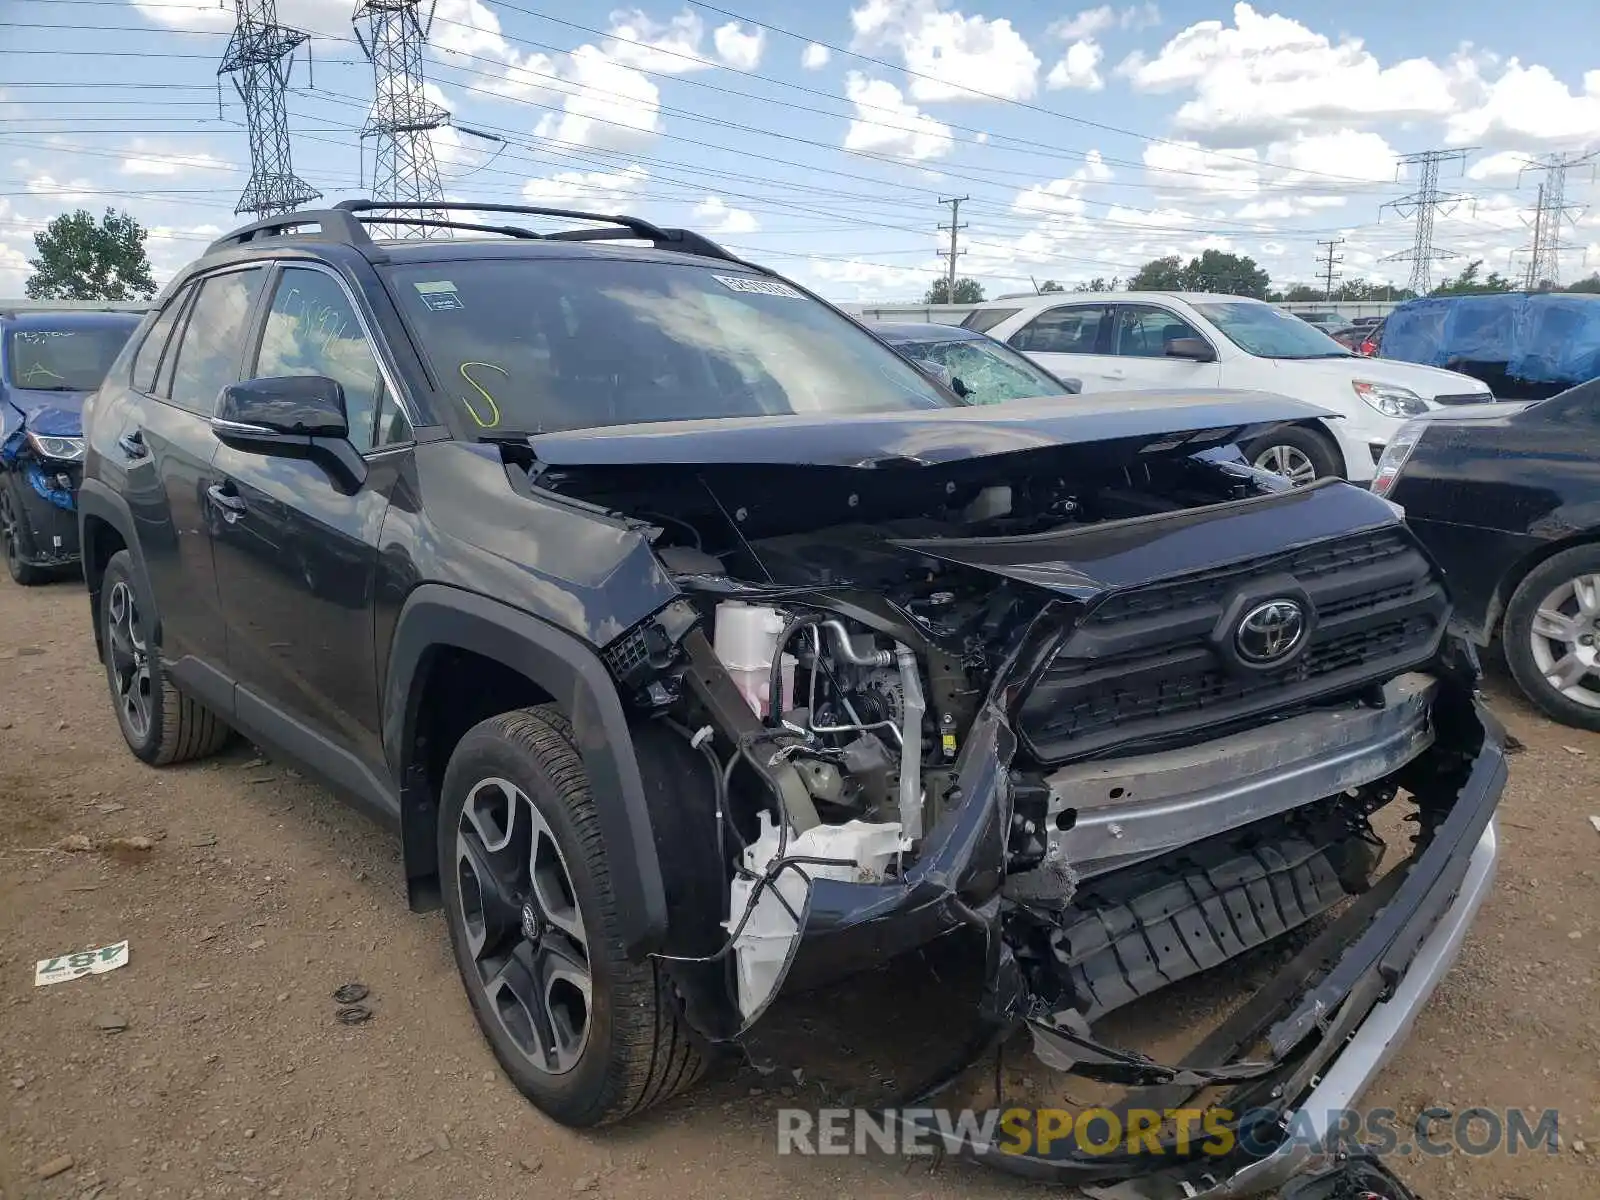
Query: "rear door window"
1008 305 1109 354
167 267 267 415
1112 305 1207 357
132 285 195 395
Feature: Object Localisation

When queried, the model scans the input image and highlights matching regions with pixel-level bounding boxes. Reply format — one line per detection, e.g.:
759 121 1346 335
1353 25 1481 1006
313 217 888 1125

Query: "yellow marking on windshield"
458 361 507 428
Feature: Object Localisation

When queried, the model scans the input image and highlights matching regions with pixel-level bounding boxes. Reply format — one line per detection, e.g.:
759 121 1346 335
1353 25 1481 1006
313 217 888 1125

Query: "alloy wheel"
455 777 592 1076
107 580 153 739
1252 444 1318 486
1 491 17 568
1528 574 1600 711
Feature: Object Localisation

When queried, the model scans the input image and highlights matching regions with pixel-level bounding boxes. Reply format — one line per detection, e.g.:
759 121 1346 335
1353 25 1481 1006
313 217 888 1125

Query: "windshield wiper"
13 383 81 392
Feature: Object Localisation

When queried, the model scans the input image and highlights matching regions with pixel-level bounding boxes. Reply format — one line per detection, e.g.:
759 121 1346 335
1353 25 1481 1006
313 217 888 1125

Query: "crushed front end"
0 404 86 572
523 396 1505 1196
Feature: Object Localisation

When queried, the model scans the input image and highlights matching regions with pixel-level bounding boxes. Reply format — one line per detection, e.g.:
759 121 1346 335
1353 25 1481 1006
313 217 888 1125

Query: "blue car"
1 308 143 583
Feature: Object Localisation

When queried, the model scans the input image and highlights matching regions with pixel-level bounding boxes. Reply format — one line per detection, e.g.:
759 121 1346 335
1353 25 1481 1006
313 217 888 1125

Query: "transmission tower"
1518 151 1596 289
218 0 321 219
937 196 968 300
1381 148 1475 293
353 0 449 239
1316 238 1344 301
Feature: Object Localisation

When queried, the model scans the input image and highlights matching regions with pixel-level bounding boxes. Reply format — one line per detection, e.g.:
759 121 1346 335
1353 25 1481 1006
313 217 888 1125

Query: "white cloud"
713 22 766 70
693 196 760 235
1047 40 1104 91
1011 151 1113 218
0 239 29 297
119 143 233 177
1267 129 1397 188
801 42 831 70
842 73 953 161
25 174 97 202
851 0 1041 103
1142 139 1260 197
543 45 662 150
1050 6 1114 40
801 257 934 301
522 165 649 209
1123 3 1456 142
1467 149 1535 182
1121 2 1161 31
604 8 708 72
1448 62 1600 149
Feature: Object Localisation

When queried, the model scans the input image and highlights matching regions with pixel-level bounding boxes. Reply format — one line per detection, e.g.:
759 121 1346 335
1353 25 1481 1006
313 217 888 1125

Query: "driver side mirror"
212 375 366 492
1165 337 1217 363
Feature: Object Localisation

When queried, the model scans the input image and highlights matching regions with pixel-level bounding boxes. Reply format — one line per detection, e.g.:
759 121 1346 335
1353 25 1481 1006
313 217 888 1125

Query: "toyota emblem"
1235 599 1307 665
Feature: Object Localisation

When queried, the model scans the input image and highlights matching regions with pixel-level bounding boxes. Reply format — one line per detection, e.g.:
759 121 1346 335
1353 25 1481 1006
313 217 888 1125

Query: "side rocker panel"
383 584 668 959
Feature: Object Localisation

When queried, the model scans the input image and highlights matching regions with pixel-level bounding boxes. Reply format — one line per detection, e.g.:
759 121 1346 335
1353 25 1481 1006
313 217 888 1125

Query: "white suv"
963 292 1493 483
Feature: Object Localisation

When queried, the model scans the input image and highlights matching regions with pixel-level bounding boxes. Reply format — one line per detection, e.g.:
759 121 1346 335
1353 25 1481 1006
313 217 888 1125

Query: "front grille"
1018 528 1448 763
1431 392 1494 405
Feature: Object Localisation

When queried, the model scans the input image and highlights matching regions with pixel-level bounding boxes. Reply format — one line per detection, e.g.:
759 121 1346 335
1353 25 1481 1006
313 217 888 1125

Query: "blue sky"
3 0 1600 301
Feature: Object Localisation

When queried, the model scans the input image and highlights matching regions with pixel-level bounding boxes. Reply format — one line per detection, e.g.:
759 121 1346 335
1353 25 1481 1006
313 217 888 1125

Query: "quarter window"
167 268 267 414
1113 306 1206 358
1009 306 1107 354
131 284 195 395
253 267 387 453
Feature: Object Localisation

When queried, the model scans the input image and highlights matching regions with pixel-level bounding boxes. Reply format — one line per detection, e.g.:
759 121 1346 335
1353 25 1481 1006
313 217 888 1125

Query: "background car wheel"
1 483 48 586
1244 426 1343 485
439 705 707 1127
100 549 233 764
1503 545 1600 732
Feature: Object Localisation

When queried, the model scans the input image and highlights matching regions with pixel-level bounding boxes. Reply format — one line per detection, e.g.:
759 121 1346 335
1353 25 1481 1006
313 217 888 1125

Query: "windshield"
4 321 140 392
896 336 1066 404
1191 302 1354 359
384 259 956 434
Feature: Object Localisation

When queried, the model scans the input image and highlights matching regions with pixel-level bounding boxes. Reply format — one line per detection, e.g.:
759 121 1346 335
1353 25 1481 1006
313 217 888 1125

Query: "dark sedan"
873 322 1082 403
1373 380 1600 729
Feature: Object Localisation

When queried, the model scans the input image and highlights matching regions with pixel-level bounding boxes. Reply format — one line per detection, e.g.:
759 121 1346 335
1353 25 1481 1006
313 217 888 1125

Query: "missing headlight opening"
535 425 1503 1193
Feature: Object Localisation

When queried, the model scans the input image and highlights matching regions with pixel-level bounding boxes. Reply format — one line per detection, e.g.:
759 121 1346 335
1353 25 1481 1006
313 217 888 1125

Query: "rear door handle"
117 431 148 460
206 483 247 520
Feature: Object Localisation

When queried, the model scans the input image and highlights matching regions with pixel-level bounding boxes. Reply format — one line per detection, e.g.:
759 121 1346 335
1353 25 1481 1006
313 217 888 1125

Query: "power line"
1518 151 1597 289
353 0 448 238
937 195 966 297
217 0 320 217
1381 148 1475 293
1316 237 1343 300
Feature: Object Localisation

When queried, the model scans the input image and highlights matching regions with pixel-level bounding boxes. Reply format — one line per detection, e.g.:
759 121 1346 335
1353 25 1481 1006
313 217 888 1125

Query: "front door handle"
117 431 148 460
206 483 247 521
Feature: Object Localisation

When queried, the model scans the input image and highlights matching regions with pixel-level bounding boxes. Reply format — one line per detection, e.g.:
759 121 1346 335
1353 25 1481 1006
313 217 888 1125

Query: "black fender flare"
382 584 668 959
76 478 157 654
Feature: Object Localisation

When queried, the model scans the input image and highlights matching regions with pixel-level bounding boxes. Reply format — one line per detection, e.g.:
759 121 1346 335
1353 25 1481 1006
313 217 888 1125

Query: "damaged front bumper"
0 427 82 568
742 664 1505 1197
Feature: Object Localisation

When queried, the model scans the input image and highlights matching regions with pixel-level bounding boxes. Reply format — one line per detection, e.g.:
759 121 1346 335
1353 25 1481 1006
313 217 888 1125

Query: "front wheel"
1 482 48 586
439 705 707 1127
1243 425 1343 485
1503 545 1600 731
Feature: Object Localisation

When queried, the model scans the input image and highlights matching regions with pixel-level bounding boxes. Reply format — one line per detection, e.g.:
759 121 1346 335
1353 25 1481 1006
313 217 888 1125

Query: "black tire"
1 481 49 586
100 549 233 764
439 705 707 1127
1243 424 1344 484
1502 544 1600 732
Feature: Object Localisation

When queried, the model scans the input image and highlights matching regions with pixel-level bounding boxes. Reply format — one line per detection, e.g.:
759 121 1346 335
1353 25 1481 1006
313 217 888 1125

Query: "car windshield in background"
1192 302 1354 359
4 323 139 392
898 337 1065 404
384 259 957 435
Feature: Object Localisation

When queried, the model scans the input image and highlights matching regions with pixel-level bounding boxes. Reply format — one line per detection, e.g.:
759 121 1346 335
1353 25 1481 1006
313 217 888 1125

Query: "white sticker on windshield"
414 280 464 311
713 274 803 299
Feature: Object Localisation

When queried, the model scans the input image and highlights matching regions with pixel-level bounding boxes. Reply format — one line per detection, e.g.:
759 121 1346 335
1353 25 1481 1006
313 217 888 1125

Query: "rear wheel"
1 482 48 586
1244 425 1343 485
1503 545 1600 732
100 550 233 764
439 705 707 1127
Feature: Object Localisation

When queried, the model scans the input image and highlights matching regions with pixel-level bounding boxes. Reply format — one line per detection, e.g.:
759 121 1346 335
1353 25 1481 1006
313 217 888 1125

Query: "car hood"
1259 356 1491 401
2 387 92 430
528 390 1334 468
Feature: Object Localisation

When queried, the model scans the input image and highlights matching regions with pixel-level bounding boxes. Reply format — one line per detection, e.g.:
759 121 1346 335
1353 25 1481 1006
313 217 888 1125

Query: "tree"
1072 276 1119 293
1431 260 1515 297
1277 284 1326 303
25 208 156 302
1563 273 1600 294
1127 255 1184 291
1038 279 1064 293
923 277 986 304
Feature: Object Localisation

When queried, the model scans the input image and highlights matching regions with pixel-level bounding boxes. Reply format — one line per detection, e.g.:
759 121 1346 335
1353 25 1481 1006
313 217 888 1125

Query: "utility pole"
938 195 967 300
218 0 320 219
1316 238 1344 301
353 0 448 239
1518 151 1596 289
1381 148 1475 293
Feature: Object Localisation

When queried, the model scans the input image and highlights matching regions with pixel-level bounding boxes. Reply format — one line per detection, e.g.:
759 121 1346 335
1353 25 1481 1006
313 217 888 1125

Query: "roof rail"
206 209 372 254
541 223 744 265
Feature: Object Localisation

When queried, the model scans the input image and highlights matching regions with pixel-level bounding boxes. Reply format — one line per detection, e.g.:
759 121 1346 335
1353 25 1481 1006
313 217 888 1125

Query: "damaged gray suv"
77 201 1506 1195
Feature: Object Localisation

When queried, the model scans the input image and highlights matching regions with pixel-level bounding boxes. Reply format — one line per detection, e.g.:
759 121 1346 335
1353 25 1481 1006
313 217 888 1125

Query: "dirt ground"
1 571 1597 1200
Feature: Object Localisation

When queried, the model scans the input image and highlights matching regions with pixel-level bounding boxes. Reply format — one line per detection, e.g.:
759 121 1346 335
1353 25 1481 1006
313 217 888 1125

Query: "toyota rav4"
78 201 1505 1197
